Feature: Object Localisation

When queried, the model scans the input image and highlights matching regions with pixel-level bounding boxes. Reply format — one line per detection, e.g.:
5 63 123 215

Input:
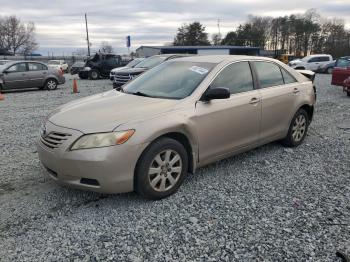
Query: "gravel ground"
0 74 349 261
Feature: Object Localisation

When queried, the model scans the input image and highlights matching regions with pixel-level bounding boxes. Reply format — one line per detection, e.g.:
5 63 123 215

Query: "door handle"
293 88 300 94
249 97 260 104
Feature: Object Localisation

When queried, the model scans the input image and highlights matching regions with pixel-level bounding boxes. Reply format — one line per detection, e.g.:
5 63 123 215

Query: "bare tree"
100 41 114 53
0 16 38 55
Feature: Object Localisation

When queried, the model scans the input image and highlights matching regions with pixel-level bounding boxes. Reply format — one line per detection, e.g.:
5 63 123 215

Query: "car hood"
115 67 147 75
48 90 180 133
111 66 129 73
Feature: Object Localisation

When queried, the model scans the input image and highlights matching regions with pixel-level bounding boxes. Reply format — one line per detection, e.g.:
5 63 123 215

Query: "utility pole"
85 13 91 57
217 19 221 37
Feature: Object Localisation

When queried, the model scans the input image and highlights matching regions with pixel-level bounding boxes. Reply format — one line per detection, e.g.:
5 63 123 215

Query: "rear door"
332 58 350 86
253 61 299 141
195 61 261 164
27 62 48 87
2 62 28 89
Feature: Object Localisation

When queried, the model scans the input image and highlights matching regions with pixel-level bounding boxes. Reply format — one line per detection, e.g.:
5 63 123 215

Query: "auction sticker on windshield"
189 66 209 75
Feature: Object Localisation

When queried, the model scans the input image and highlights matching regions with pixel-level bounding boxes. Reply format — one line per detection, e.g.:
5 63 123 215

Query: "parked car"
0 61 65 91
0 60 11 65
70 61 85 75
331 56 350 86
288 54 333 71
110 58 145 81
37 55 315 199
316 60 336 74
113 54 190 88
78 53 123 80
48 60 69 73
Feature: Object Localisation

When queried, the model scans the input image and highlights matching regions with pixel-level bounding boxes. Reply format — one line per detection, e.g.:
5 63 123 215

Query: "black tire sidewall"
135 138 188 200
284 109 309 147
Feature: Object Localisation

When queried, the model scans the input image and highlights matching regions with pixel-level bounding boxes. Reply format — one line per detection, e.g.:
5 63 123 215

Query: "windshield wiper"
131 91 152 97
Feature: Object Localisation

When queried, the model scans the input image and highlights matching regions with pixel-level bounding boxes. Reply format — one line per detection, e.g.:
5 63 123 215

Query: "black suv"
79 53 125 80
113 54 190 88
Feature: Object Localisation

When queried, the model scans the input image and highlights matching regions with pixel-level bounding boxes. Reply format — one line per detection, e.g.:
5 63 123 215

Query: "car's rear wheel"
327 67 333 74
347 90 350 97
89 70 100 80
135 138 188 200
45 79 58 90
282 108 309 147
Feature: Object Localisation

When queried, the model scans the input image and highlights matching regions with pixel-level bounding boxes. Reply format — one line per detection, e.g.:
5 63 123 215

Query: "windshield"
126 59 143 68
124 61 216 99
48 60 60 65
135 56 167 69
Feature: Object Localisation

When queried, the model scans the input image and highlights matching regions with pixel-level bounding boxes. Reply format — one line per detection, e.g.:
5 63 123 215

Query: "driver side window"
210 62 254 95
7 63 27 72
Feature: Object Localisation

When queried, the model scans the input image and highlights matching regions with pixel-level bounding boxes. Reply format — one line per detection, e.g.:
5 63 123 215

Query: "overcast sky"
1 0 349 55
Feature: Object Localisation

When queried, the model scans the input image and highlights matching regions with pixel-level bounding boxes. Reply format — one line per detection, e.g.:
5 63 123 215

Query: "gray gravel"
0 74 349 261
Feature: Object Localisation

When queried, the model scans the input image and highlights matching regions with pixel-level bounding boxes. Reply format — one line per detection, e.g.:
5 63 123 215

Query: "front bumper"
37 121 148 193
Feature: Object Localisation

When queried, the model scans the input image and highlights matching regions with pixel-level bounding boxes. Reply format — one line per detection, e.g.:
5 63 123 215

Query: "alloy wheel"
47 80 57 90
292 114 306 142
148 149 182 192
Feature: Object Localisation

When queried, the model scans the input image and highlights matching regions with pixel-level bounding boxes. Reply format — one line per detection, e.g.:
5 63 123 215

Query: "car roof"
172 55 280 64
1 61 46 67
307 54 331 57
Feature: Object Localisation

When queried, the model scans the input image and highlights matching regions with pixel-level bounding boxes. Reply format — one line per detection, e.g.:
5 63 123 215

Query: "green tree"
173 22 210 46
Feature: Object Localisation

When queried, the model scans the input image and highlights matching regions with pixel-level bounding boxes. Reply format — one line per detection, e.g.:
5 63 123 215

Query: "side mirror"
202 87 230 101
3 70 9 74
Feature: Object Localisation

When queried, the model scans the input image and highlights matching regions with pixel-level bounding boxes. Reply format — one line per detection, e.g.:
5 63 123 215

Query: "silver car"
0 61 65 91
37 55 316 199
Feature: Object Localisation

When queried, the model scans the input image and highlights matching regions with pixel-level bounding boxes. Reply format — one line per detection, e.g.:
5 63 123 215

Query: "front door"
2 62 28 89
194 61 261 164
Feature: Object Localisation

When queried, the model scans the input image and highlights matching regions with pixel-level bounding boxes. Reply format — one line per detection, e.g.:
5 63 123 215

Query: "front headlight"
83 67 91 71
70 130 135 150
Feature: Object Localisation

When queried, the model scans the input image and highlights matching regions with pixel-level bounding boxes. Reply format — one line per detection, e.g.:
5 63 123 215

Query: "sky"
0 0 349 55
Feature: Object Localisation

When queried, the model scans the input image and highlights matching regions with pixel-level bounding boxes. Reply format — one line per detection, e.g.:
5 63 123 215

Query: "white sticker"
189 66 209 75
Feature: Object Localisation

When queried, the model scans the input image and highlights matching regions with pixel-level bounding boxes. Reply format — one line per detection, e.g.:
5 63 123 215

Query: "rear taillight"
59 69 64 76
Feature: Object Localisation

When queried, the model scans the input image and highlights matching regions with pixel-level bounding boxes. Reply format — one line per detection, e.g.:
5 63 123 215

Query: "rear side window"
318 57 330 62
281 68 297 84
210 62 254 95
254 61 284 88
28 63 47 71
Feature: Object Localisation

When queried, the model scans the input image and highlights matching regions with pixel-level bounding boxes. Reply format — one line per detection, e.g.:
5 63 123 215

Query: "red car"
331 56 350 96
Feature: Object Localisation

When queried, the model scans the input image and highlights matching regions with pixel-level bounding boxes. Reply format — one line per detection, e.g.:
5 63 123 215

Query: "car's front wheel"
327 67 333 74
45 79 58 90
282 108 309 147
135 138 188 199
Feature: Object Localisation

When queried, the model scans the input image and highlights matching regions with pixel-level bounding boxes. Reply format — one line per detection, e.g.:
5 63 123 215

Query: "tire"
281 108 309 147
327 67 333 74
89 70 100 80
45 79 58 90
347 90 350 97
135 137 188 200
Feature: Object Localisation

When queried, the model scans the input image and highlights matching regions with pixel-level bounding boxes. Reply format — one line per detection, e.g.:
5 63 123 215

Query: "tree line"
0 16 38 55
173 9 350 58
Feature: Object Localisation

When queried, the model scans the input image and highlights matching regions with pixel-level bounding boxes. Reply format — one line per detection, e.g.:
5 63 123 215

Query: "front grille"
115 73 132 84
41 131 71 149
